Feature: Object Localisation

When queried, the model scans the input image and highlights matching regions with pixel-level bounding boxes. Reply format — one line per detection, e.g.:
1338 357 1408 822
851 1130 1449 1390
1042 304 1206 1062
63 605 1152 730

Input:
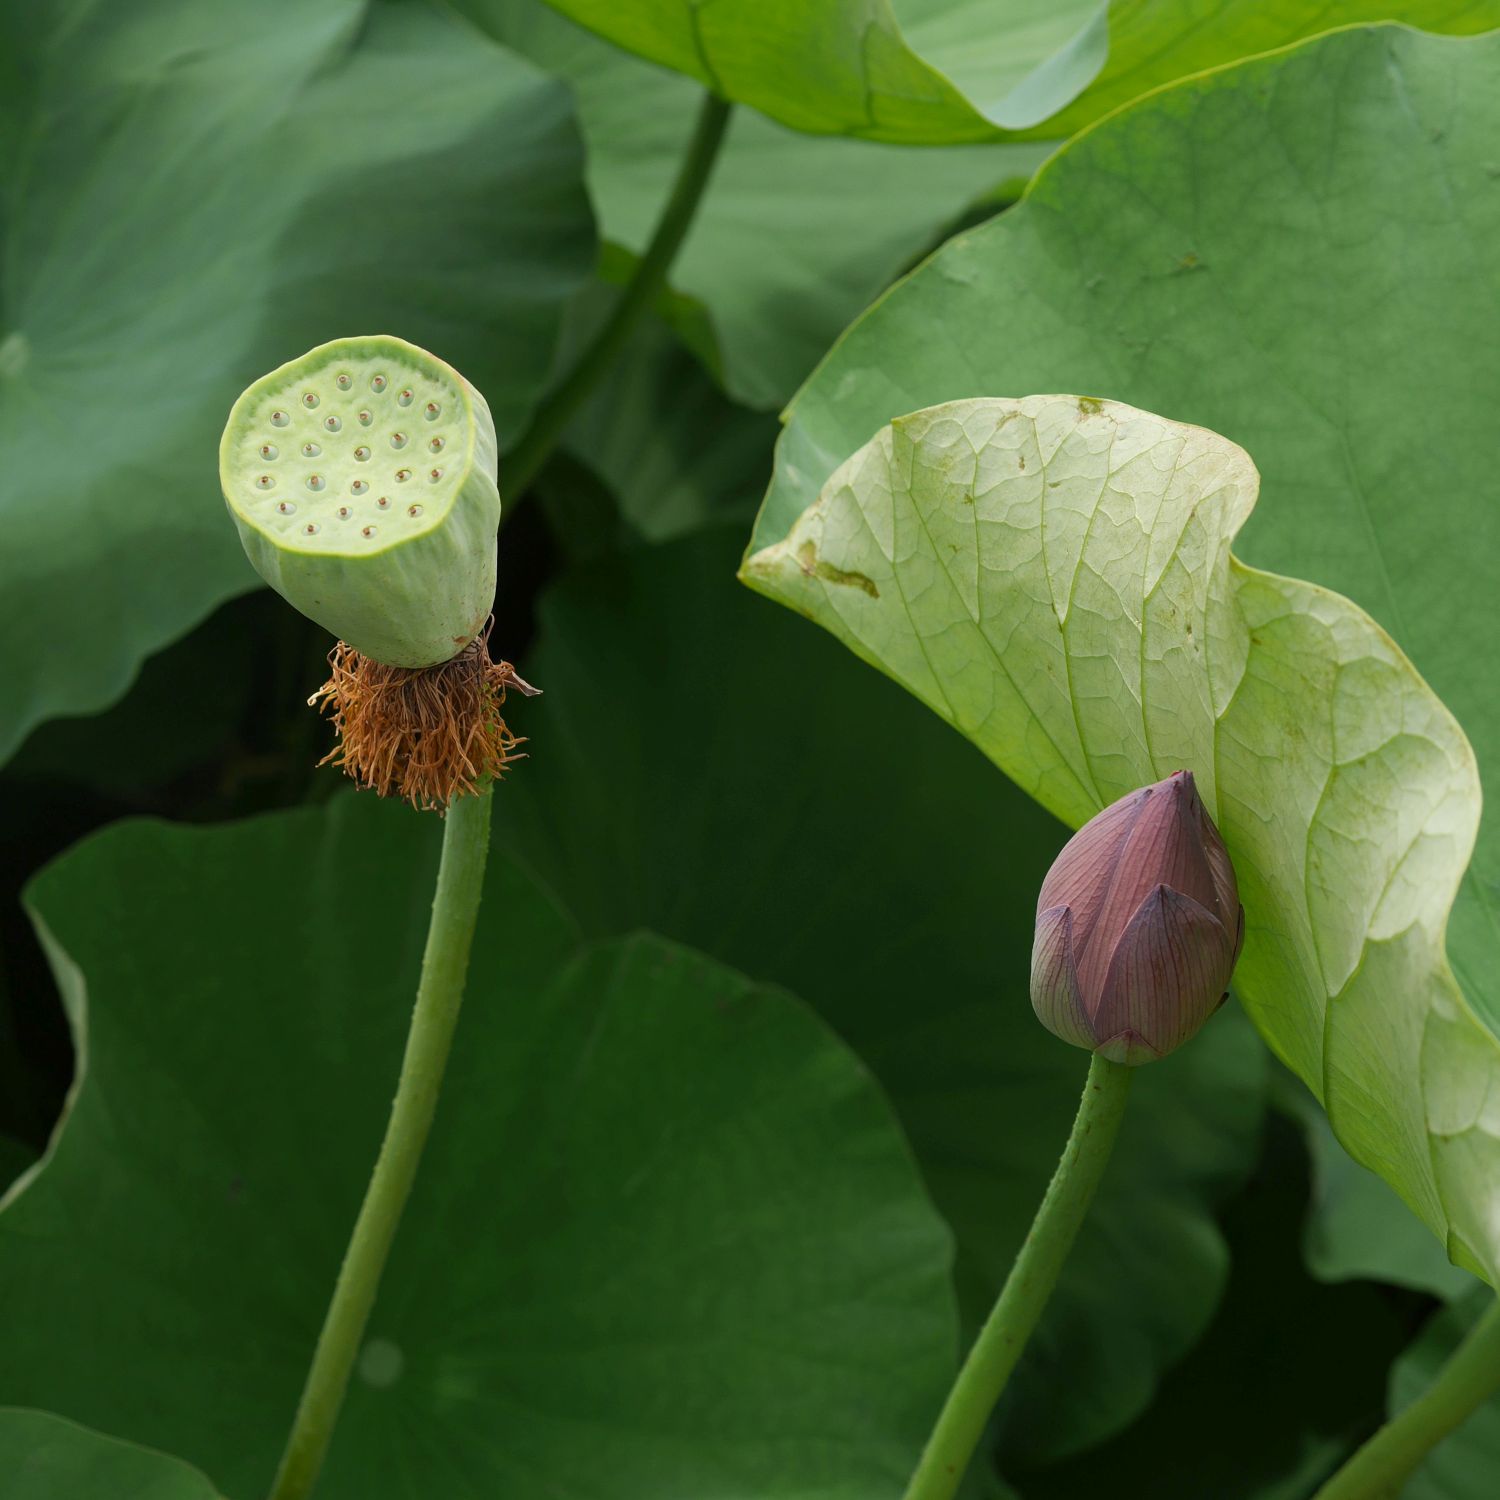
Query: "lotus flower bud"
1030 771 1244 1066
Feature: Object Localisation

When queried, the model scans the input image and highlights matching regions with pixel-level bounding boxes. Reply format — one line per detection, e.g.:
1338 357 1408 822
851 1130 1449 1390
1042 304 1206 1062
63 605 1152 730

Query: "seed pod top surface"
1030 770 1244 1066
220 334 500 667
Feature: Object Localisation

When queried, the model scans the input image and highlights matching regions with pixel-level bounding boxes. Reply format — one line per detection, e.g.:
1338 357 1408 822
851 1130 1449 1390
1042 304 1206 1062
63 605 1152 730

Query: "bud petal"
1030 906 1095 1052
1094 886 1236 1062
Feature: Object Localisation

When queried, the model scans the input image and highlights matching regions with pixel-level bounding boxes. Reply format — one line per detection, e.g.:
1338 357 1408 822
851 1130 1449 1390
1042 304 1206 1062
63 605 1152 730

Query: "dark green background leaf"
1015 1114 1421 1500
463 0 1049 405
0 1135 35 1198
1280 1079 1478 1302
546 277 778 540
0 0 594 760
0 1409 221 1500
497 526 1267 1466
4 797 955 1498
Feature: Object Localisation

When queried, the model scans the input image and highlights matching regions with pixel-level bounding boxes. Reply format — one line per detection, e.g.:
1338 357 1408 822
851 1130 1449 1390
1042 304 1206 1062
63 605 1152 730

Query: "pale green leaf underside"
744 395 1500 1283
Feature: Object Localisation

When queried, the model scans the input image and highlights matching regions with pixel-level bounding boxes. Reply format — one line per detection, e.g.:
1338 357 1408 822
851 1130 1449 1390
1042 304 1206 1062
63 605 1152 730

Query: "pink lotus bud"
1031 771 1244 1066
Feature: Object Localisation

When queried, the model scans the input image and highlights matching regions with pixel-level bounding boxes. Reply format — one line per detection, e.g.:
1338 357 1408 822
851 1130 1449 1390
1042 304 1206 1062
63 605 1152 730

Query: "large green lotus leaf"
496 527 1265 1465
1030 0 1500 140
754 25 1500 1043
534 0 1500 145
744 395 1500 1285
5 797 954 1498
538 0 1103 143
1395 1290 1500 1499
0 1410 221 1500
459 0 1049 406
0 0 594 762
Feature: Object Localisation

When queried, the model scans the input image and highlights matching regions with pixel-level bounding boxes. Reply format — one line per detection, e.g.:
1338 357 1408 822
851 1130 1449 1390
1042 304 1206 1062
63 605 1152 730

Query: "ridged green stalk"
1312 1297 1500 1500
268 787 493 1500
903 1055 1133 1500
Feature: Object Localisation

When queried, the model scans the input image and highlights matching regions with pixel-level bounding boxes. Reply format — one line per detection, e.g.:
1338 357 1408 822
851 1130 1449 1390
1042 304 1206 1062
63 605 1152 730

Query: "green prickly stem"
220 335 500 667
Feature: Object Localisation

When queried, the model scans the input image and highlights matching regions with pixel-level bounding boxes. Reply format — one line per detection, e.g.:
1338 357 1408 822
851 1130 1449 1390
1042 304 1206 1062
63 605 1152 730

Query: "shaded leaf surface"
0 0 594 759
548 276 778 539
497 527 1265 1464
1017 1115 1418 1500
1278 1077 1477 1301
0 1410 220 1500
3 797 955 1498
464 0 1048 406
745 395 1499 1285
755 25 1500 1046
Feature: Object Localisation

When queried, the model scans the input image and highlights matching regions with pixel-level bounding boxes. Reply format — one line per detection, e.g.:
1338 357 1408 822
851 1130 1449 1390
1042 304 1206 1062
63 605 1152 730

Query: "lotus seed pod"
1030 770 1244 1066
219 335 499 667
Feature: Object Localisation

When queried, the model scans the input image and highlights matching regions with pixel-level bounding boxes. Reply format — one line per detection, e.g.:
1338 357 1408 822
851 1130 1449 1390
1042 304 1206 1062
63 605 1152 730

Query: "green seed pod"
219 335 500 667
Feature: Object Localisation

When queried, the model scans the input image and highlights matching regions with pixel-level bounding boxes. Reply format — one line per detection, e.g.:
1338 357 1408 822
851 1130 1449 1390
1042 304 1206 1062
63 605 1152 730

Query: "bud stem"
902 1053 1133 1500
1311 1294 1500 1500
266 784 494 1500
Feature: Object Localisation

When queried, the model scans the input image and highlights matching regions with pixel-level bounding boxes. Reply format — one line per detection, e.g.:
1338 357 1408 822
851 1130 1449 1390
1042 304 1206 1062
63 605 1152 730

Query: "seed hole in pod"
336 373 352 390
354 446 370 462
302 392 319 409
428 467 442 482
270 410 290 428
259 443 278 460
428 436 444 453
397 388 414 407
301 441 321 458
371 374 387 393
407 504 423 518
390 432 407 450
362 525 377 538
276 501 295 515
255 474 275 490
307 474 325 492
304 522 320 535
337 506 351 519
351 479 368 495
424 402 440 421
324 415 341 433
376 496 390 509
358 410 372 426
395 468 412 483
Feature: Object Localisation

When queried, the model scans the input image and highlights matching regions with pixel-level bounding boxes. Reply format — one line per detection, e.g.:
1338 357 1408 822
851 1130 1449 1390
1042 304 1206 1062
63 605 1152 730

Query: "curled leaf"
744 394 1499 1283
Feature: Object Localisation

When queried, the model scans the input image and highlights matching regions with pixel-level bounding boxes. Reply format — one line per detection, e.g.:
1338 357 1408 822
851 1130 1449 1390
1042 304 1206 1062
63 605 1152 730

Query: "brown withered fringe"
308 626 540 812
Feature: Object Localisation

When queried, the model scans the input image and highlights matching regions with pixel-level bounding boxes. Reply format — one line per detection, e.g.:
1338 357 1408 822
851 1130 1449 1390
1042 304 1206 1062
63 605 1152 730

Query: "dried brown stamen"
308 625 540 812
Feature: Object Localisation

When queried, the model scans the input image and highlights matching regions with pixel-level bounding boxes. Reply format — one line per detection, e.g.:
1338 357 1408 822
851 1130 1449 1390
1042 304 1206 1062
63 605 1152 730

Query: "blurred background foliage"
3 1 1500 1495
